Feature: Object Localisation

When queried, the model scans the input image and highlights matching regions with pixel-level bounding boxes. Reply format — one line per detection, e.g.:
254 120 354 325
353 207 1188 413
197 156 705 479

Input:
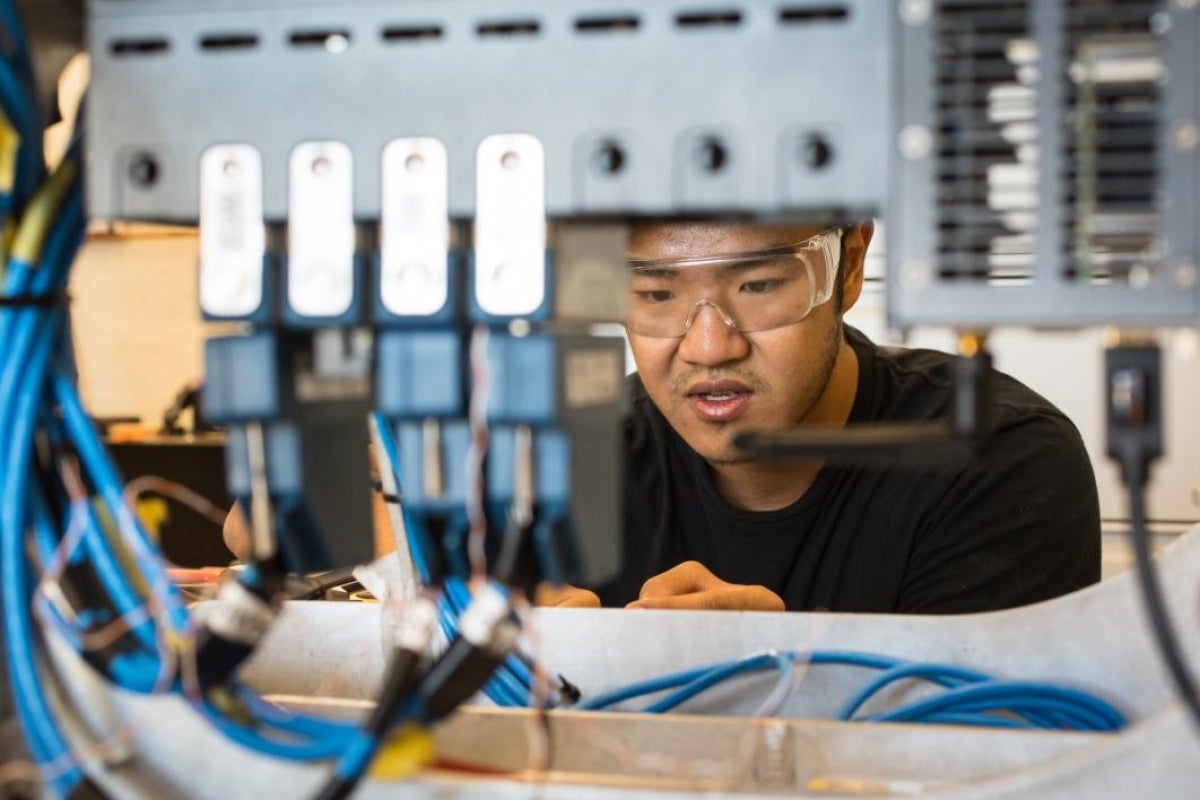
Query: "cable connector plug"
420 584 519 720
191 572 278 690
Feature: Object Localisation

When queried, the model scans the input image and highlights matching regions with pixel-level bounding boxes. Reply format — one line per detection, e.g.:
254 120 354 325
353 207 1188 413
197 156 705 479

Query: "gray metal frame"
87 0 1200 329
86 0 890 222
889 0 1200 328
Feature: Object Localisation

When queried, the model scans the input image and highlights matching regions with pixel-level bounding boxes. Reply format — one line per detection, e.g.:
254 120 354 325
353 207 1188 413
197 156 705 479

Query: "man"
228 219 1101 613
549 219 1099 612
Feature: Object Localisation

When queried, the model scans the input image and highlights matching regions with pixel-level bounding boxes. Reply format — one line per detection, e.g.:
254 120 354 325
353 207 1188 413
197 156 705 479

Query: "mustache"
670 367 768 397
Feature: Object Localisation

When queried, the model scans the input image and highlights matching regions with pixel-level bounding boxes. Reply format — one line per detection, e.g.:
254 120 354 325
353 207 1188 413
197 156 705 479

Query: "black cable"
1126 461 1200 733
0 291 68 308
1106 342 1200 736
311 648 426 800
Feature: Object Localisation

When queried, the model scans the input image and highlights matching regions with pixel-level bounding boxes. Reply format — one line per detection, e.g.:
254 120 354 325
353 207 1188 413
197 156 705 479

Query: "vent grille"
933 0 1164 285
1064 0 1162 284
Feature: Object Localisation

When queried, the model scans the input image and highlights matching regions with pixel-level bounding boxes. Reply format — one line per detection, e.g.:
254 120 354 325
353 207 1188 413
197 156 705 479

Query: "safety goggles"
624 228 843 338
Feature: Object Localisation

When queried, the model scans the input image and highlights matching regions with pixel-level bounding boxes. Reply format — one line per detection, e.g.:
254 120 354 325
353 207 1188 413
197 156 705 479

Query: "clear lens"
624 229 841 338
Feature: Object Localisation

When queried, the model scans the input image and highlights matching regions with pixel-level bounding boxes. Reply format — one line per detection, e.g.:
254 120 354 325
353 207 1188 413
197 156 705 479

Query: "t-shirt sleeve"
896 410 1101 614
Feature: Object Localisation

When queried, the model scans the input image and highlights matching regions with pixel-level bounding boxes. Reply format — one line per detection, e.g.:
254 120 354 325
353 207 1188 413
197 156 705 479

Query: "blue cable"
837 662 990 720
577 650 1126 734
1 316 86 795
646 652 793 714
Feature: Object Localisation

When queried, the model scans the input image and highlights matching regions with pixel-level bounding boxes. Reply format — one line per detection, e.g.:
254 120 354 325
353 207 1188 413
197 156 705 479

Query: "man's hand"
627 561 785 611
534 583 601 608
223 502 250 561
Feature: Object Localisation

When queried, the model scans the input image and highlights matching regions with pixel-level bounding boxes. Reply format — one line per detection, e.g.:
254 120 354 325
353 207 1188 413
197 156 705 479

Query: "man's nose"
677 301 750 366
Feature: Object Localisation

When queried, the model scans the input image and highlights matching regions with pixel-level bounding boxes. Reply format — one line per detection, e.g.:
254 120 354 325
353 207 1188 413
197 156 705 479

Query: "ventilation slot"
110 37 170 57
676 9 743 29
477 19 540 37
289 29 352 51
1062 0 1163 286
575 15 641 33
382 24 444 42
779 5 849 24
199 33 259 52
933 0 1038 283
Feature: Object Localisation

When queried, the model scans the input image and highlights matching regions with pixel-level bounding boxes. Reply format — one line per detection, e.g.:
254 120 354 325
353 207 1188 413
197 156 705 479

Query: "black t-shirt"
599 327 1101 613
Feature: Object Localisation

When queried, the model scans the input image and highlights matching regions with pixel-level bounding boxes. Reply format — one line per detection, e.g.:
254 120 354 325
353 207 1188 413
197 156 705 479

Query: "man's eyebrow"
628 267 678 279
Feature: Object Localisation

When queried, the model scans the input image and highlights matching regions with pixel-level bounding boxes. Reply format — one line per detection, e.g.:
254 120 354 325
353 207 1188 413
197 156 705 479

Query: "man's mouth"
685 380 753 422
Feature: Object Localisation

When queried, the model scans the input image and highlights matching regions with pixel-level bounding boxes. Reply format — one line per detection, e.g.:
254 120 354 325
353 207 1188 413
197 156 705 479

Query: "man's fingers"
222 502 250 561
638 560 724 599
627 586 785 612
534 583 601 609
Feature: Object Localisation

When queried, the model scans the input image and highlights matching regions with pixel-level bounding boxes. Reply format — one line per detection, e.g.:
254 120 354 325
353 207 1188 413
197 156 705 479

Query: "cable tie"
0 290 69 308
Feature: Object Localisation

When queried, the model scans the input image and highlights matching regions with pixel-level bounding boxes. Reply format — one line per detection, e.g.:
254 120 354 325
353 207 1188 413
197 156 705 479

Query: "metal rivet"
404 153 426 173
899 0 931 26
1174 262 1197 288
904 260 930 288
500 150 521 171
311 155 332 177
1129 264 1152 289
222 158 240 178
1174 121 1199 150
898 125 933 160
325 33 350 54
128 152 160 188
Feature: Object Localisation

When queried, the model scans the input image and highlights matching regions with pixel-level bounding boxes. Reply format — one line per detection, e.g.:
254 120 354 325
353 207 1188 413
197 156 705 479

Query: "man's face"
626 221 867 466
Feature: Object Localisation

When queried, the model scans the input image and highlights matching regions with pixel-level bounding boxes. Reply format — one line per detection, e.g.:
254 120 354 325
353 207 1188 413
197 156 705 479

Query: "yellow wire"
10 156 77 266
0 110 19 275
0 111 18 196
368 724 436 780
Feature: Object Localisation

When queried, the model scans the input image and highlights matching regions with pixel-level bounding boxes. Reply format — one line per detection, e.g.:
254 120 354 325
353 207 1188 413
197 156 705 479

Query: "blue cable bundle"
372 412 1128 734
0 7 377 795
576 649 1127 733
373 411 535 708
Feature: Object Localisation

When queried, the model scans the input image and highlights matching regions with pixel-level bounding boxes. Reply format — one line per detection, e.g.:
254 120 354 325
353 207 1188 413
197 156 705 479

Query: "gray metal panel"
888 0 1200 329
1161 0 1200 301
86 0 891 222
1032 0 1064 288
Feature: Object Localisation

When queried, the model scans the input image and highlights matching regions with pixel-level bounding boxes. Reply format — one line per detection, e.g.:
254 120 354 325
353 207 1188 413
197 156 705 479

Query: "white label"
288 141 355 317
201 580 276 645
381 137 450 316
199 144 265 317
474 133 546 317
565 349 623 408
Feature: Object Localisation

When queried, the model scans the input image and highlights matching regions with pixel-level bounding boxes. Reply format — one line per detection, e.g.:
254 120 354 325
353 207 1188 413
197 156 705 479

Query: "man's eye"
634 290 675 304
740 279 785 295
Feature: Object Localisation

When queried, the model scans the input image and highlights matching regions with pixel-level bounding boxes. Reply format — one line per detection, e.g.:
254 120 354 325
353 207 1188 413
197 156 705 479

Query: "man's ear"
840 220 874 313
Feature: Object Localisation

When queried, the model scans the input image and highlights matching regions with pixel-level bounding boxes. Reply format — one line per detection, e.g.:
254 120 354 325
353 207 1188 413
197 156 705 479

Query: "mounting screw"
127 152 160 188
800 133 834 170
500 150 522 171
1129 264 1153 289
1174 121 1199 150
405 153 426 174
592 139 626 175
899 0 931 26
1174 262 1197 288
903 260 930 288
693 136 729 174
898 125 933 160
